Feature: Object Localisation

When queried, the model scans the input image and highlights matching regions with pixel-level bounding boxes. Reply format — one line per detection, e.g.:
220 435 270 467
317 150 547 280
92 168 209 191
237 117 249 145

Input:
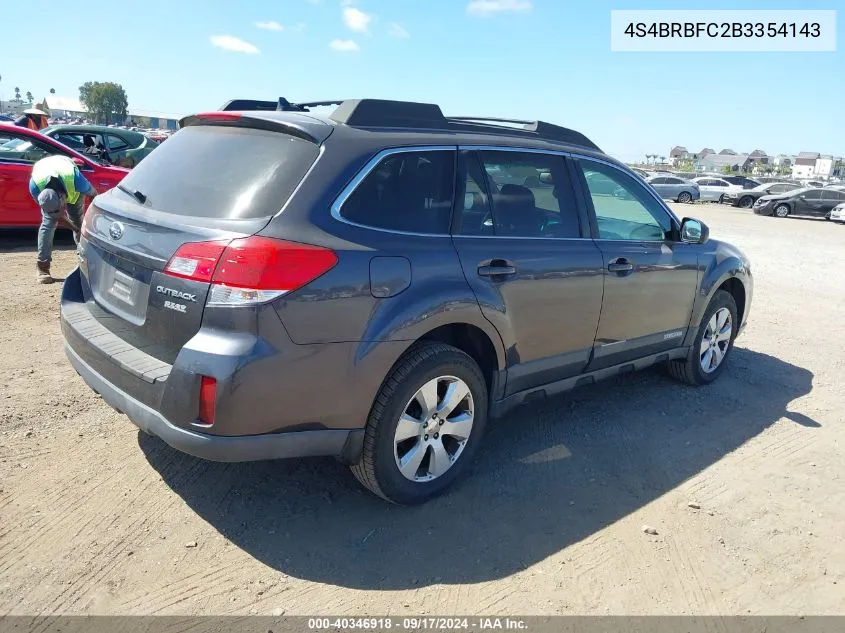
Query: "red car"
0 123 129 227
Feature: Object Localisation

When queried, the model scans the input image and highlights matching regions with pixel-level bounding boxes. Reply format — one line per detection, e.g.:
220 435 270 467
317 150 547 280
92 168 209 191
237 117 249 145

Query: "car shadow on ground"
0 228 77 253
139 347 815 590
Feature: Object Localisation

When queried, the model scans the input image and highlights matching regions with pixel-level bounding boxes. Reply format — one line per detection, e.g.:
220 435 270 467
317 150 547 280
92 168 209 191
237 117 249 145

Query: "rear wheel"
718 194 726 204
351 342 488 504
738 196 753 208
677 191 692 204
667 290 738 386
774 203 791 218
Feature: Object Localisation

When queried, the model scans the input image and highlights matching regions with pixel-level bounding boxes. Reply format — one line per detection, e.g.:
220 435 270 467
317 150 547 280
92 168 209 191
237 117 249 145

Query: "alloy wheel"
678 192 691 203
393 376 474 482
700 308 733 374
739 197 753 208
774 204 790 218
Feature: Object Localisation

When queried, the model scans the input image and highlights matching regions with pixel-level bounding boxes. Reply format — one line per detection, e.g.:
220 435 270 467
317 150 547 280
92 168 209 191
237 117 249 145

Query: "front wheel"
351 342 488 504
774 203 791 218
677 191 692 204
667 290 738 386
738 196 754 208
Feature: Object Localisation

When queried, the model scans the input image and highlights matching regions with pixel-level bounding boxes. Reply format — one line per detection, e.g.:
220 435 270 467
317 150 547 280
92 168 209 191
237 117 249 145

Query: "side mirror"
72 157 86 167
538 172 553 185
681 218 709 244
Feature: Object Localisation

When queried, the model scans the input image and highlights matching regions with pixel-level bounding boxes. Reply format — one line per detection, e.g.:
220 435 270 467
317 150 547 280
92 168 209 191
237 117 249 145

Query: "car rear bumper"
60 267 369 463
65 342 363 463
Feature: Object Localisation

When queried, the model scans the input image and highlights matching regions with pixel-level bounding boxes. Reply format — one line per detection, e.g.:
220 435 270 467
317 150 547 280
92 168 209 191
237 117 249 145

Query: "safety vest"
31 155 81 204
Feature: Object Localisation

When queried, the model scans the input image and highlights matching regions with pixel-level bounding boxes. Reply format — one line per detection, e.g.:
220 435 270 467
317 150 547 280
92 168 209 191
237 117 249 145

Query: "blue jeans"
37 197 84 263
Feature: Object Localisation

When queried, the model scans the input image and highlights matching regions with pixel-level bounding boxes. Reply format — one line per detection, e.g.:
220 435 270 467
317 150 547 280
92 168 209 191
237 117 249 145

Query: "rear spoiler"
178 111 330 144
218 98 345 113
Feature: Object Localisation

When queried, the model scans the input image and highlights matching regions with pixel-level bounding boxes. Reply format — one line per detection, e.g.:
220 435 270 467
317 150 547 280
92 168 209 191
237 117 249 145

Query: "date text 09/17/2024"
307 618 528 630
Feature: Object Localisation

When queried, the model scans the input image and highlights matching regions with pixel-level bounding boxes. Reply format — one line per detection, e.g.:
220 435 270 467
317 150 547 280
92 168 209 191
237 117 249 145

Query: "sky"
2 0 842 162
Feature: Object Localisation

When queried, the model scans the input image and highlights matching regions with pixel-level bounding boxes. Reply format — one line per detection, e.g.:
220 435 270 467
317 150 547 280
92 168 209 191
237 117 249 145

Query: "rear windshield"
117 125 319 219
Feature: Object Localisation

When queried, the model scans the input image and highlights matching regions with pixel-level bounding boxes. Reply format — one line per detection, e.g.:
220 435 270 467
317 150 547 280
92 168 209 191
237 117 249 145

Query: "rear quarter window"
115 125 319 219
338 150 455 234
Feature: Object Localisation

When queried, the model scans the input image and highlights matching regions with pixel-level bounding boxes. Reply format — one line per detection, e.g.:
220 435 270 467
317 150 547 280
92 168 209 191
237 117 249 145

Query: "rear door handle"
607 258 634 273
478 259 516 277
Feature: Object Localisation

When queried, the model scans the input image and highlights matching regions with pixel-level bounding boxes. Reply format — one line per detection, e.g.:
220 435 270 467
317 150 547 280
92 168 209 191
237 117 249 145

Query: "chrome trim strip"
458 144 573 157
330 145 458 237
451 235 592 242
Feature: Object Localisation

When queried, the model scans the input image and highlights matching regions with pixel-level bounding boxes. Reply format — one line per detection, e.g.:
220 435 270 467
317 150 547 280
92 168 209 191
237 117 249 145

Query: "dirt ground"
1 204 843 616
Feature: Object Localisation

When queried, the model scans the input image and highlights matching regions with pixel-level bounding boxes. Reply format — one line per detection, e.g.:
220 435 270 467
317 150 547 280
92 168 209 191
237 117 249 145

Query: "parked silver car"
647 175 700 203
692 177 745 203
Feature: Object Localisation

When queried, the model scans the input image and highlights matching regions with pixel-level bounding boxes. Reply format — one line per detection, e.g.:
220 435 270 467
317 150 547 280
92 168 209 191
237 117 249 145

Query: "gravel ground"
1 204 843 616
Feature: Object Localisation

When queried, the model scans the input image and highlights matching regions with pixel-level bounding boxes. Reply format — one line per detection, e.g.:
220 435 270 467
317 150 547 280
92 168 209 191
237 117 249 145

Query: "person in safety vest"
29 155 97 284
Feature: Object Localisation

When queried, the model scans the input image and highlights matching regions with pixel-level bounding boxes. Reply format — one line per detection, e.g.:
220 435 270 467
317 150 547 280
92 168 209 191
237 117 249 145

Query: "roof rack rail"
217 97 601 151
447 116 601 152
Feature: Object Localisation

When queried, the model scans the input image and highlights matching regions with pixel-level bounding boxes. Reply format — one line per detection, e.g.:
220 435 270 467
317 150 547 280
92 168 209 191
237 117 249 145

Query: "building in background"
695 153 751 173
792 152 835 181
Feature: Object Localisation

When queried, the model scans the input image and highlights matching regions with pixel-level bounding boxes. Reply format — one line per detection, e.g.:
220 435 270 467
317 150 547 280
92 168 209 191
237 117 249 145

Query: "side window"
576 158 673 242
55 133 86 150
465 150 580 238
0 133 68 164
832 191 845 201
106 135 130 151
651 177 668 184
699 179 713 186
339 150 455 234
713 180 728 188
769 184 787 194
667 178 683 184
803 190 823 200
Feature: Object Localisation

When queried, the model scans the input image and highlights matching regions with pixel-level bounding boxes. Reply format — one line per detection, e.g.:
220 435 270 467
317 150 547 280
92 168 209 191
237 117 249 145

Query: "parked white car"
692 177 745 203
830 203 845 224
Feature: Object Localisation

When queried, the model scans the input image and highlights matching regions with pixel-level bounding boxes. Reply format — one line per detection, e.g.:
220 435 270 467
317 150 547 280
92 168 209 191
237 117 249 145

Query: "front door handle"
478 259 516 277
607 258 634 274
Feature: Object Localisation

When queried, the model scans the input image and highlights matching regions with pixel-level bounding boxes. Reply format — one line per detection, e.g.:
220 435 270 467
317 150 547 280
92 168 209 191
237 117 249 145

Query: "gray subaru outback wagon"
61 98 752 504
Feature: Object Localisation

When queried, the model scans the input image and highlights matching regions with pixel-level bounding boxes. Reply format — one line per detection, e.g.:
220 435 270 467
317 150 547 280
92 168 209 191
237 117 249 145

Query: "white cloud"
293 23 307 31
329 38 360 52
255 21 283 31
209 35 260 54
387 22 410 39
466 0 532 17
340 0 355 6
342 7 372 33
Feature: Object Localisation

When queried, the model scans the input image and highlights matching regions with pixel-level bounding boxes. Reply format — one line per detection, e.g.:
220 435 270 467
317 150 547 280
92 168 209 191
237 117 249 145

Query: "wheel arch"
684 255 751 346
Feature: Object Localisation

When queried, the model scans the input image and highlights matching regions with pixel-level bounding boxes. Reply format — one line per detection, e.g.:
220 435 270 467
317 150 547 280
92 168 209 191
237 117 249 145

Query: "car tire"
677 191 692 204
738 196 753 208
667 290 738 387
718 194 726 204
350 342 488 505
774 203 791 218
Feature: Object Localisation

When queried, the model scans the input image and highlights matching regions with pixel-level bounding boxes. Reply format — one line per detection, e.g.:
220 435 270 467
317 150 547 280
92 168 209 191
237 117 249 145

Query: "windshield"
767 187 808 197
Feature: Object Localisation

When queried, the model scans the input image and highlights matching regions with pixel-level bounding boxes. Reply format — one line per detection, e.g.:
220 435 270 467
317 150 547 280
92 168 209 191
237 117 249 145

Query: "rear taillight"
164 240 229 282
81 206 98 237
164 237 338 306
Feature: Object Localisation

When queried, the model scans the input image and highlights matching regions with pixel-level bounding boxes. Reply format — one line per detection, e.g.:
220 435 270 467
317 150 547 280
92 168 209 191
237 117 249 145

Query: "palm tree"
14 86 21 101
25 91 33 104
659 155 666 164
50 88 56 95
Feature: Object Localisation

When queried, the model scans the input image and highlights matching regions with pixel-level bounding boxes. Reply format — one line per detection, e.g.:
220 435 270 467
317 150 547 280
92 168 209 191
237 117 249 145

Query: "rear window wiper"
118 183 147 204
